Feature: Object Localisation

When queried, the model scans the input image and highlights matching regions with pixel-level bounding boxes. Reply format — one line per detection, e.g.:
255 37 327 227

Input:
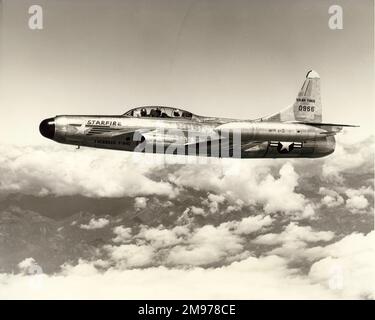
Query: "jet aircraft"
39 71 357 158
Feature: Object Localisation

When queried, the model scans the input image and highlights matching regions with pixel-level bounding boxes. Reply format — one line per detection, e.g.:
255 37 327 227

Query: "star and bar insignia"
270 141 303 153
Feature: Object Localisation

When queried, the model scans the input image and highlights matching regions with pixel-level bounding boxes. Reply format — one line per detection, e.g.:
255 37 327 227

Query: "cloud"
190 206 206 216
0 222 373 299
322 134 374 183
319 187 344 208
251 225 375 299
1 137 372 221
308 231 375 299
346 187 374 197
169 161 314 217
202 193 226 214
253 222 335 260
0 145 178 198
134 197 148 210
18 258 43 275
112 226 132 243
106 215 273 268
346 195 369 213
257 163 306 214
166 224 244 266
0 255 338 299
80 218 109 230
1 231 372 299
136 225 189 249
225 199 244 213
104 244 155 268
0 135 373 299
141 215 272 266
345 188 372 214
253 223 335 245
318 186 373 214
227 215 273 235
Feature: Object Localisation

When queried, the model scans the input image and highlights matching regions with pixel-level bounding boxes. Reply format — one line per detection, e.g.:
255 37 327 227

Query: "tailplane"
261 70 322 123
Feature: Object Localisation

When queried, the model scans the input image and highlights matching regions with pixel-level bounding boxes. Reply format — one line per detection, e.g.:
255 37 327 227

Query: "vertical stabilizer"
261 70 322 123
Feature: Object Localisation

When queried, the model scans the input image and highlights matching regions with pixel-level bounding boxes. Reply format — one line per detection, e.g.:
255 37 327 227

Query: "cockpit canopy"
123 106 193 119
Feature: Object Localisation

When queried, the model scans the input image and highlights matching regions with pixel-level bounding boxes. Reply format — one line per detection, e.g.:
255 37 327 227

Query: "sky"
0 0 374 299
0 0 374 144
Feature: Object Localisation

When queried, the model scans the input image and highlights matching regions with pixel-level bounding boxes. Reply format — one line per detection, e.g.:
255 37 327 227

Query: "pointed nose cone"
39 117 55 139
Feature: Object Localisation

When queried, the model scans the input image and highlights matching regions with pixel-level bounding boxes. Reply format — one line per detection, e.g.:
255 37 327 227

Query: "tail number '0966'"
299 105 315 112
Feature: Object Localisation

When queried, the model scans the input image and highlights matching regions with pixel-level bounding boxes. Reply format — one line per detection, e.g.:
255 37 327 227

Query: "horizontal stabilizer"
293 121 359 128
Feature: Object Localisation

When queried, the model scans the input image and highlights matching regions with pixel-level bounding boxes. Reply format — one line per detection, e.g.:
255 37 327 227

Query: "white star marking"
279 142 294 152
76 123 86 134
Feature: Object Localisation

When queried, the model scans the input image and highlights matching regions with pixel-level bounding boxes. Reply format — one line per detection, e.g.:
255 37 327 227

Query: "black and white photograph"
0 0 373 303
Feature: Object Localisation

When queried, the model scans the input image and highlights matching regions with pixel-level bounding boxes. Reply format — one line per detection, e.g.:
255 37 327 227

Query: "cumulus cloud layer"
0 231 373 299
0 256 337 299
0 133 373 299
0 134 373 218
0 145 177 198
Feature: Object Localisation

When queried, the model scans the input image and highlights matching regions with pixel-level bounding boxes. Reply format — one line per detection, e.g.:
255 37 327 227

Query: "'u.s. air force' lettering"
87 120 122 126
270 141 303 153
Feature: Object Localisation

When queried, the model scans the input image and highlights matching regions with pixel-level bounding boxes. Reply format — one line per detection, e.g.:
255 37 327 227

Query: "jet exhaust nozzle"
39 117 55 139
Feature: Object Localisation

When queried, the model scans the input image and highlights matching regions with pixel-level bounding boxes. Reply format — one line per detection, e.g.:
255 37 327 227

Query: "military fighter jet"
39 70 357 158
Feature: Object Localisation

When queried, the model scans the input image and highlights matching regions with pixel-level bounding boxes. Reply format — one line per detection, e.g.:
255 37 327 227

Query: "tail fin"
261 70 322 123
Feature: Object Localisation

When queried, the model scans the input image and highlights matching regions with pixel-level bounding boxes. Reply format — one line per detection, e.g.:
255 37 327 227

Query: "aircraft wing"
293 121 359 128
109 128 221 145
85 126 142 138
108 128 153 138
291 121 359 135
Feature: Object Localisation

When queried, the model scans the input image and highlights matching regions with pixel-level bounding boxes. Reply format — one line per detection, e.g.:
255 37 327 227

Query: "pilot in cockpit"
140 108 147 117
173 109 181 117
155 107 162 117
150 107 162 117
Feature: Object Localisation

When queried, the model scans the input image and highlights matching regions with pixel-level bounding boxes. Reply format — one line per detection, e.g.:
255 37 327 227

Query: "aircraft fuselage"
40 71 356 159
39 113 335 159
